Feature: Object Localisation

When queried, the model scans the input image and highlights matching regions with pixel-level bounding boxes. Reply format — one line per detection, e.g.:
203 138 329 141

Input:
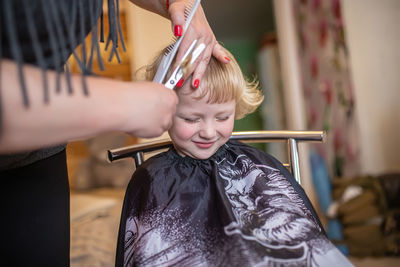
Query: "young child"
115 46 353 267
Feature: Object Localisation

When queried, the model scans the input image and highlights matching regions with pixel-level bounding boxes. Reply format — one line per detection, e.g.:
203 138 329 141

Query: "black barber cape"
116 141 352 267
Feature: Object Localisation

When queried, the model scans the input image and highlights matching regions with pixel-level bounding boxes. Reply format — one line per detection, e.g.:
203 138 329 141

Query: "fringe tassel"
64 63 73 95
48 0 74 95
59 0 88 95
59 0 86 73
1 0 125 105
116 0 126 52
95 0 106 71
41 0 62 93
78 0 88 69
3 0 29 107
23 1 49 103
106 0 125 63
88 0 105 71
100 7 105 43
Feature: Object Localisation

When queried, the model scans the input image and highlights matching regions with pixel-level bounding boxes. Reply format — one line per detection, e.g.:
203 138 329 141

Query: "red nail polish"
224 56 231 62
176 78 184 88
174 25 182 37
166 0 169 9
194 79 200 88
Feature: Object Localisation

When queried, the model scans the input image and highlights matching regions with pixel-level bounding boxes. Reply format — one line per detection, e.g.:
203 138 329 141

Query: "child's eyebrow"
186 109 234 117
219 109 235 114
216 109 235 115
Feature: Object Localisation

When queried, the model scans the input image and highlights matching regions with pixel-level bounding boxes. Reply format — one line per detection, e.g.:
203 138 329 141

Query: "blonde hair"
142 45 264 120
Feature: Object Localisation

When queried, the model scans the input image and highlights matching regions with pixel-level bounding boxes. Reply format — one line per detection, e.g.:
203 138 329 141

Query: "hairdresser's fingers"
167 0 195 74
168 0 186 37
172 5 213 82
168 0 199 70
212 42 231 64
170 3 230 87
189 42 212 88
189 42 231 88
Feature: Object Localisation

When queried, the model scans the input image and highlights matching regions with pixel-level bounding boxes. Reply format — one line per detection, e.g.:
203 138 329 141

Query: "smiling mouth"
193 141 215 149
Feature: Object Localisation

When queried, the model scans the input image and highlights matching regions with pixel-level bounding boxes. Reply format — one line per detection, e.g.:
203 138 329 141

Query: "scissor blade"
164 42 206 90
190 43 206 65
164 40 198 90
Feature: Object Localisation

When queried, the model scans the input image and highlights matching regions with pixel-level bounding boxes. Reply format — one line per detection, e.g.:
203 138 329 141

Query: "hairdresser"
0 0 228 265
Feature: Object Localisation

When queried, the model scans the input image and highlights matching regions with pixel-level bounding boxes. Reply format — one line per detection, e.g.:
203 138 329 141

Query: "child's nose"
199 122 216 139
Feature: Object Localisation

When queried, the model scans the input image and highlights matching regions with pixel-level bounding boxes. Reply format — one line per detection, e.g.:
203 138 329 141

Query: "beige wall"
342 0 400 175
126 4 172 76
273 0 317 207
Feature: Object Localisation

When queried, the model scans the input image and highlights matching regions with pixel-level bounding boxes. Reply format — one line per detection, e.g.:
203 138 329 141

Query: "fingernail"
174 25 182 37
224 56 231 62
176 78 184 88
194 79 200 88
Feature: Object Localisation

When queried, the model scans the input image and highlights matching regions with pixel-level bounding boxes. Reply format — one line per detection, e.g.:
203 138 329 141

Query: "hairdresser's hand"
168 0 230 88
128 0 229 86
0 60 177 153
124 82 178 138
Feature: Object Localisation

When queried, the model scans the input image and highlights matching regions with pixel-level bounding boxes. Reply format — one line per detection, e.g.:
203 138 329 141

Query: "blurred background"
66 0 400 266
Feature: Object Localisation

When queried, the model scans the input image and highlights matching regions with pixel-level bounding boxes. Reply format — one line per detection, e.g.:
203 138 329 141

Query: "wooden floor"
349 256 400 266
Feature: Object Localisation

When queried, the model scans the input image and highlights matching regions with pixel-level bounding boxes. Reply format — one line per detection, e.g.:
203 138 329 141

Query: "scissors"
153 0 203 89
164 40 205 89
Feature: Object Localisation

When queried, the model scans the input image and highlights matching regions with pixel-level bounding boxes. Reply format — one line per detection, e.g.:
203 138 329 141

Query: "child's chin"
178 146 219 160
191 150 217 160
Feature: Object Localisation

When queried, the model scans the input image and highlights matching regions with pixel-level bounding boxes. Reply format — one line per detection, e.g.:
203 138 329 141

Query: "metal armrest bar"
230 130 324 142
107 130 324 162
108 138 172 163
107 130 325 185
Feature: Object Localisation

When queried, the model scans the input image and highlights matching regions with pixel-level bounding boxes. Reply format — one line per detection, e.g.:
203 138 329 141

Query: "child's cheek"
221 119 235 137
175 123 197 141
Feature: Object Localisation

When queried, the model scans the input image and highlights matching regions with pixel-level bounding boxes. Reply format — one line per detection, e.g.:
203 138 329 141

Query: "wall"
342 0 400 175
125 5 171 77
273 0 317 207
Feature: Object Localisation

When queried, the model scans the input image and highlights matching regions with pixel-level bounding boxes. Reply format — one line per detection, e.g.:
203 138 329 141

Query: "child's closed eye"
183 117 200 123
216 116 229 121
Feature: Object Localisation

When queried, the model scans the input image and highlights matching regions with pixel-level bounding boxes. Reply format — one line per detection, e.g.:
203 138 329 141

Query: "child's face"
168 86 235 160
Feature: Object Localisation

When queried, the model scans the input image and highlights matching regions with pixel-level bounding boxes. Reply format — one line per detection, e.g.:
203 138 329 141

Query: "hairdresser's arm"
0 60 177 154
129 0 229 87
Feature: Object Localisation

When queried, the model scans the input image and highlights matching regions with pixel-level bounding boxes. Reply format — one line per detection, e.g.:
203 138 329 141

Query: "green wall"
224 40 265 150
